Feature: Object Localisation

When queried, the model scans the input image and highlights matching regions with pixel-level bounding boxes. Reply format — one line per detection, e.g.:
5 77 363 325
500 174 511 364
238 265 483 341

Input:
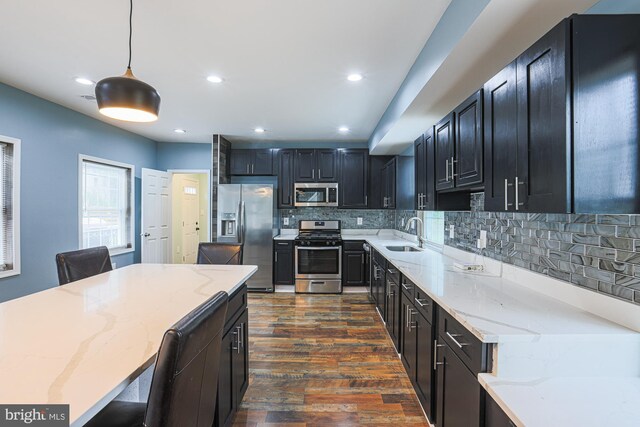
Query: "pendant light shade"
95 0 160 123
96 68 160 122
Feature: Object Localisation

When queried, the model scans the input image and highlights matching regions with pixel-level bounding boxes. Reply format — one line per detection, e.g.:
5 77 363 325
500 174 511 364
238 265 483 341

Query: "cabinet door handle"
515 176 519 211
232 330 239 351
252 164 255 174
445 159 449 182
361 253 365 263
365 195 368 206
239 323 244 350
451 156 456 179
312 169 315 179
407 308 415 330
236 325 242 353
246 164 250 174
434 341 446 370
318 168 321 179
446 331 470 349
275 252 278 262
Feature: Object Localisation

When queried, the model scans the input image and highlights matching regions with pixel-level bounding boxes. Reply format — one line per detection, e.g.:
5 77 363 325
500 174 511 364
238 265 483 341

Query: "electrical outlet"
477 229 487 249
449 224 455 239
283 217 289 226
357 217 363 225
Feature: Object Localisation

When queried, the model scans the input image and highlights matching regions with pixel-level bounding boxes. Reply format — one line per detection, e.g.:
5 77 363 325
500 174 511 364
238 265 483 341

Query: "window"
419 211 444 247
0 135 20 278
79 156 134 254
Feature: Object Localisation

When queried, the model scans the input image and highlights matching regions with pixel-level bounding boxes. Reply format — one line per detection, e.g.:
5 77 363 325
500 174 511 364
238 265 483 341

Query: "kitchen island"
0 263 257 426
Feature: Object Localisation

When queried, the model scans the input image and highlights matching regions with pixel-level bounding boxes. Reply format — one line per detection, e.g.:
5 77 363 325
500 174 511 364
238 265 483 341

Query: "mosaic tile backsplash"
445 193 640 305
279 208 395 230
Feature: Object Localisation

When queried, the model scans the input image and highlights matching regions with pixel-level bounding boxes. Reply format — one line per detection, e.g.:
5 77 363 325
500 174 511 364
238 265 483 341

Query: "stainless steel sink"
385 245 422 252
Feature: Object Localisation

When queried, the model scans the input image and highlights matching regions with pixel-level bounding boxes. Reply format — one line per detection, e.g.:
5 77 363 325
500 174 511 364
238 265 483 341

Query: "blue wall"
156 142 212 171
0 83 161 302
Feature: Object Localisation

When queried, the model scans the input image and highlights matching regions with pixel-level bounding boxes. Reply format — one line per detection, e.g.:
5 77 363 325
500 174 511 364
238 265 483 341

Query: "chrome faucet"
405 217 426 248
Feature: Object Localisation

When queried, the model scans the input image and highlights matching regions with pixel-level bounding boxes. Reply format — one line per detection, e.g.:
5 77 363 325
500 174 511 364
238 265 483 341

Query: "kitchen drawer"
372 249 387 269
343 240 366 251
413 286 433 321
224 283 247 334
274 240 293 249
386 265 400 284
400 275 416 299
438 309 490 376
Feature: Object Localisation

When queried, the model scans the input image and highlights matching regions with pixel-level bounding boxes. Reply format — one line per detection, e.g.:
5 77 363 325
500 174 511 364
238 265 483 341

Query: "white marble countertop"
363 234 636 344
0 263 257 426
479 374 640 427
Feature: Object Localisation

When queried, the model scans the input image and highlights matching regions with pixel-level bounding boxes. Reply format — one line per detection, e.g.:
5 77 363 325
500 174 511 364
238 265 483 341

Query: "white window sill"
0 269 20 279
109 248 135 257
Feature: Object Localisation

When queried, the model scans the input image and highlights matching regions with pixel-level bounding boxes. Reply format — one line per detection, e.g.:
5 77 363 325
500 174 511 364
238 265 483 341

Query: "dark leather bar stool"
55 246 113 285
197 243 243 265
85 291 229 427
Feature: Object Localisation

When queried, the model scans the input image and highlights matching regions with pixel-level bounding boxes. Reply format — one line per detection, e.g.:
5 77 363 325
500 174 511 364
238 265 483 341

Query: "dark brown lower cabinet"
485 394 516 427
414 308 435 421
215 287 249 427
273 241 294 286
435 344 483 427
385 268 400 351
342 241 366 286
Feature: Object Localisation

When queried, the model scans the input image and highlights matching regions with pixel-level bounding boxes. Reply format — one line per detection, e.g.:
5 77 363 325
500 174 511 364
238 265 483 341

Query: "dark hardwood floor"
232 293 429 426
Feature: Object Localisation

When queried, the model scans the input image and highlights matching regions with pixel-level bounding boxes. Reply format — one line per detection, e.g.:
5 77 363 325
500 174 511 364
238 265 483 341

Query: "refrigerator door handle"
240 201 246 244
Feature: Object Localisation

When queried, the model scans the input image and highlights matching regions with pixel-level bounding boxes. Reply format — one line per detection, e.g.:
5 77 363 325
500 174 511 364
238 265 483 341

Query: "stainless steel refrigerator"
217 184 276 292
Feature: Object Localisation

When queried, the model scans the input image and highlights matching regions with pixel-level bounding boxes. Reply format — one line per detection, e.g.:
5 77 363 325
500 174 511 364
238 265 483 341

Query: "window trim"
0 135 20 279
78 155 135 256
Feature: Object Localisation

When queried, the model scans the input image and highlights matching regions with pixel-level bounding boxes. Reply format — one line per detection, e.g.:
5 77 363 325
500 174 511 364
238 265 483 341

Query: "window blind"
0 143 14 271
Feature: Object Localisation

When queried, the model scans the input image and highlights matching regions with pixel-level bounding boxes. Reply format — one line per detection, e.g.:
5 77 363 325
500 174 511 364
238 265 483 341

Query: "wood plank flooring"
232 293 429 426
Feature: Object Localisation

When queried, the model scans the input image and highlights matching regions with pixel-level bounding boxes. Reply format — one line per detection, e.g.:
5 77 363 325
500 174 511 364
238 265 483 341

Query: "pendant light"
95 0 160 122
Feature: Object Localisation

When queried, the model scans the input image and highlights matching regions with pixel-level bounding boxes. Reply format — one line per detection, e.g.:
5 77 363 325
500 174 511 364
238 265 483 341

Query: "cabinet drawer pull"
387 268 397 275
277 242 289 245
446 331 470 349
401 283 412 291
414 298 429 307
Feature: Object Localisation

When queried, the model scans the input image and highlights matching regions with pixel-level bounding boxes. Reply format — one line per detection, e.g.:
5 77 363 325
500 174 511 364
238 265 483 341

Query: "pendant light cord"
127 0 133 70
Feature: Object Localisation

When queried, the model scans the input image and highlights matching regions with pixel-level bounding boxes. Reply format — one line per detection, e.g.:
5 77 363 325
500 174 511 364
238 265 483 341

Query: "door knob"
142 233 150 237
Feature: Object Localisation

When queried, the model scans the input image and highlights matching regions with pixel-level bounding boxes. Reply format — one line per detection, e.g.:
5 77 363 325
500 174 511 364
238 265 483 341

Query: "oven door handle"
295 246 341 251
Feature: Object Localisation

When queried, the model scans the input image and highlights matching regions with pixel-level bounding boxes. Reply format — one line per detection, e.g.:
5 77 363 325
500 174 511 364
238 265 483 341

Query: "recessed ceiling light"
207 75 223 83
338 126 350 133
347 73 363 82
174 129 186 134
75 77 95 86
254 127 266 134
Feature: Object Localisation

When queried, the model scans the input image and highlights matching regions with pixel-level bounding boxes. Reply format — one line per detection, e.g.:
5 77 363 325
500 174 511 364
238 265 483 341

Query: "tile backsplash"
279 208 395 229
445 193 640 305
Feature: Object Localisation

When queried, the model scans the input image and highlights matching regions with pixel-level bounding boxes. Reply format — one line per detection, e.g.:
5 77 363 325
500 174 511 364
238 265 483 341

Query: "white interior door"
181 177 200 264
142 168 171 263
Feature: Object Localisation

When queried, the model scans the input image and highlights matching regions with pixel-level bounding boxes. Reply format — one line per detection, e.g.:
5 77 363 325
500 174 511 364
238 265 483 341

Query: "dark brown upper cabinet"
484 62 518 212
454 90 484 188
485 19 570 213
573 15 640 213
277 149 295 208
294 149 337 182
381 157 397 209
415 127 436 210
516 20 570 213
230 149 273 176
434 113 455 191
339 149 369 208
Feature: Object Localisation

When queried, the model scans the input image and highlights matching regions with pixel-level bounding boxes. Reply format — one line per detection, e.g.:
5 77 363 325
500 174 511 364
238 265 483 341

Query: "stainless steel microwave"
294 183 338 207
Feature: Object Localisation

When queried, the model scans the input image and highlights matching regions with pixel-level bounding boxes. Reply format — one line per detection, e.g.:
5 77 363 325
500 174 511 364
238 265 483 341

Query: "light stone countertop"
479 374 640 427
357 231 640 427
0 263 257 426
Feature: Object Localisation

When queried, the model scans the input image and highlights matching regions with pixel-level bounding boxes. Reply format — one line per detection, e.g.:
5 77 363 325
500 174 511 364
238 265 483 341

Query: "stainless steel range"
294 220 342 293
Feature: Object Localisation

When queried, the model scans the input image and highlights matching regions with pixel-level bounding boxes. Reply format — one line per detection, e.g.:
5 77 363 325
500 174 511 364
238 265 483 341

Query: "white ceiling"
0 0 450 144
